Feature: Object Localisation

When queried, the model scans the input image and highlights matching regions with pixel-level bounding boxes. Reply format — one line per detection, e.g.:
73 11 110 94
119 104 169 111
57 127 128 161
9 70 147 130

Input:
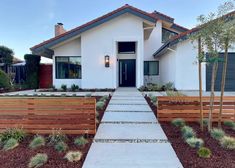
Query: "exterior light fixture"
105 55 110 67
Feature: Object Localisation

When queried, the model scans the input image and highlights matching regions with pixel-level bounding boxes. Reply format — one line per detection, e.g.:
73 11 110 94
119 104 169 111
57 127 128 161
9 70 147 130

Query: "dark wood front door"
119 59 136 87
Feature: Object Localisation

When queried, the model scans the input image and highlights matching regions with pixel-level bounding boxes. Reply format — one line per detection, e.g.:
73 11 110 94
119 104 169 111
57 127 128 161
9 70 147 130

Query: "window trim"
118 42 136 54
162 28 178 43
144 61 159 76
55 56 82 79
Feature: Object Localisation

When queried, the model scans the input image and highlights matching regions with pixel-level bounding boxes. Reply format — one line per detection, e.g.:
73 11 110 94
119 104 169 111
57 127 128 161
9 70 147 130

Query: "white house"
31 4 235 91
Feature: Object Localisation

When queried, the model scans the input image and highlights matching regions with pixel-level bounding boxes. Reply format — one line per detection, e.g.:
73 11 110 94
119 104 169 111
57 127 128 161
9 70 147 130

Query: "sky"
0 0 228 62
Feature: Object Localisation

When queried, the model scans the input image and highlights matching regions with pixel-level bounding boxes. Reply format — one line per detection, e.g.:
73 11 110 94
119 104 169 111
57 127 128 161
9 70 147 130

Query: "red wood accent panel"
39 64 52 88
157 96 235 122
0 97 96 135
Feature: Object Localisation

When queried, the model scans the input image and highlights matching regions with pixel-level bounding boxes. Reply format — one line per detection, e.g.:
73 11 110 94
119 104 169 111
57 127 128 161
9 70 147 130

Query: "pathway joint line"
105 110 152 113
101 121 159 124
93 139 169 143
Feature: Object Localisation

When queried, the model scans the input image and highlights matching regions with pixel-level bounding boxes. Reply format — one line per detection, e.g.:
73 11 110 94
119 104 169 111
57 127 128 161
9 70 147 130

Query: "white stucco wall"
52 38 82 88
159 40 207 91
81 14 145 89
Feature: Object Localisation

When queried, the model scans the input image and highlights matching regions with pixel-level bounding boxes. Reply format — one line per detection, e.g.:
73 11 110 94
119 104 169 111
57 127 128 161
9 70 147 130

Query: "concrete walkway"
83 88 183 168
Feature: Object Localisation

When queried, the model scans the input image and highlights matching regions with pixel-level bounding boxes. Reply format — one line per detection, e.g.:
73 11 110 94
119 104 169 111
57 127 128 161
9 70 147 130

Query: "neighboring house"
31 4 235 91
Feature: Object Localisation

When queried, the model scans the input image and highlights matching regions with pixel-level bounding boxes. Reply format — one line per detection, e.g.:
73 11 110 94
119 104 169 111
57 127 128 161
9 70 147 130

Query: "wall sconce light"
105 55 110 67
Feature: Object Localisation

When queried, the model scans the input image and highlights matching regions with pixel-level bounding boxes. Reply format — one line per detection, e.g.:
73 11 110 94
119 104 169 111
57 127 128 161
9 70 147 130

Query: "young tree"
218 2 235 128
0 46 14 72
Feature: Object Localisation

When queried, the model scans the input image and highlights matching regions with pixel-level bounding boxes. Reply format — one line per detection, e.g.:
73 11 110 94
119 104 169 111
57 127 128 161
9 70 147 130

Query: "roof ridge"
31 4 156 50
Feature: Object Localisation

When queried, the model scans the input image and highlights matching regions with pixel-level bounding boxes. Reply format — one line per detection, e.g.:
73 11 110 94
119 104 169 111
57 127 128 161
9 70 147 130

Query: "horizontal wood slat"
0 97 96 134
157 96 235 122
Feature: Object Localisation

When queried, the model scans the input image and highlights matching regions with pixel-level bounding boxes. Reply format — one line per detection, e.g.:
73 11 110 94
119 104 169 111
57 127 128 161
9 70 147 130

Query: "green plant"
0 70 11 89
24 54 41 89
181 126 196 139
0 128 26 143
220 136 235 150
146 84 162 91
64 151 83 162
210 128 225 140
85 93 92 97
199 118 209 127
3 138 19 151
223 120 235 128
29 136 45 149
166 91 185 97
55 141 68 152
186 137 204 148
74 136 88 146
164 82 174 91
96 101 105 110
171 118 186 127
99 95 109 102
48 129 67 145
28 153 48 168
61 84 67 91
71 84 79 92
197 147 212 158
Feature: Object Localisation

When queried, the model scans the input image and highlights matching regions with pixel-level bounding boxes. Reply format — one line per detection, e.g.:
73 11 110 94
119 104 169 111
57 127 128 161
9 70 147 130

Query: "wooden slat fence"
158 96 235 122
0 97 96 134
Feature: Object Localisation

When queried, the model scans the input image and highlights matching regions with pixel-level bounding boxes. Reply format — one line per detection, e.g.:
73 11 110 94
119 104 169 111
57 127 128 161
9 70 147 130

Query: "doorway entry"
119 59 136 87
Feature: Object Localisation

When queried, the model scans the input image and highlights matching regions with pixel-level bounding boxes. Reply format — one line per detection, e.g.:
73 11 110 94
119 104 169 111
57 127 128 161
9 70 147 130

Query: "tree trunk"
198 38 204 131
208 61 218 131
218 39 229 128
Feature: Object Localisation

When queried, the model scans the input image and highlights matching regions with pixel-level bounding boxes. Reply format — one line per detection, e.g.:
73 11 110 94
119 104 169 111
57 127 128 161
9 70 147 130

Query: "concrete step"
106 104 152 112
102 112 157 122
95 123 167 140
82 143 183 168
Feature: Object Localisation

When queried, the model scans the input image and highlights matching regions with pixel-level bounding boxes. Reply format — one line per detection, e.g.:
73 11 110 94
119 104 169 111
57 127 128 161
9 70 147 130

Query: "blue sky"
0 0 227 62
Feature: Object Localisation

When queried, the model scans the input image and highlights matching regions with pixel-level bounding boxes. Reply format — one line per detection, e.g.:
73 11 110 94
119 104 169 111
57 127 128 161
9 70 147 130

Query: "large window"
144 61 159 76
162 28 178 43
55 56 81 79
118 42 136 54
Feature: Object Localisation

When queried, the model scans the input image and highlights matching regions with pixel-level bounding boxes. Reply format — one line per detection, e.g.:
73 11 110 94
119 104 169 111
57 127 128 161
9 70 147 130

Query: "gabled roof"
31 4 157 54
31 4 188 56
153 10 235 58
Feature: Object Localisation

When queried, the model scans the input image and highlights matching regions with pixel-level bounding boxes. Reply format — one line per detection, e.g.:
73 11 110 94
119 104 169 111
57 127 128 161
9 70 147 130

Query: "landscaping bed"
0 95 111 168
161 122 235 168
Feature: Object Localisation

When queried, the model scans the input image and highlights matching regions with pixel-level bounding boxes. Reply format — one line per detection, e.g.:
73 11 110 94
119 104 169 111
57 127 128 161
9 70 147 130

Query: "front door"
119 59 136 87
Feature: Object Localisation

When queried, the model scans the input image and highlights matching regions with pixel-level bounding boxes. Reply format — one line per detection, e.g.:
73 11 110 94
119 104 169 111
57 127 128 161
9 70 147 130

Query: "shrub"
223 120 235 128
74 136 88 146
197 147 212 158
71 84 79 92
55 141 68 152
96 101 105 110
149 94 157 104
198 118 209 127
29 136 45 149
0 70 11 89
147 84 162 91
210 128 225 140
28 153 48 168
0 128 26 143
61 84 67 91
186 137 204 148
171 118 185 127
48 129 67 145
24 54 41 89
99 95 109 102
181 126 196 139
220 136 235 150
166 91 185 97
3 138 19 151
163 82 174 91
64 151 82 162
85 93 92 97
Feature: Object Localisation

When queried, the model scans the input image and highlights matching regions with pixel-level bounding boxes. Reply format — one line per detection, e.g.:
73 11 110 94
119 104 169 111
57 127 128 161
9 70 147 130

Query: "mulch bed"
161 122 235 168
0 96 111 168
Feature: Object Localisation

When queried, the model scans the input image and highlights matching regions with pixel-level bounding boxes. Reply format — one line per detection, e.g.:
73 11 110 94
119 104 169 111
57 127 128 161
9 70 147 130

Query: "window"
162 28 178 43
118 42 136 54
144 61 159 75
55 56 81 79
